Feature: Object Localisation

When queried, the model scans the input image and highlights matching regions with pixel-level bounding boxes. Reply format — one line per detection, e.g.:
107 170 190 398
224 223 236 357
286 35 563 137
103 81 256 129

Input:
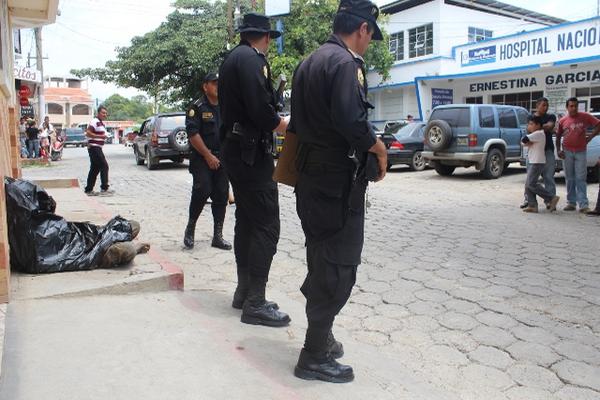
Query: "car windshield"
430 108 470 128
159 115 186 131
393 123 423 139
65 128 84 136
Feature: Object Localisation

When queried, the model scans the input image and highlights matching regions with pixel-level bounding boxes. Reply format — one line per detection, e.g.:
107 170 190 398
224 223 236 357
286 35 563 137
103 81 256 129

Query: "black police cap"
203 73 218 83
237 12 281 39
337 0 383 41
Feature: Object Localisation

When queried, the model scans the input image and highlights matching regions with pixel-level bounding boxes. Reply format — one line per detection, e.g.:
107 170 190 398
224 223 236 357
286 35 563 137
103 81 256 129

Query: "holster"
233 122 258 166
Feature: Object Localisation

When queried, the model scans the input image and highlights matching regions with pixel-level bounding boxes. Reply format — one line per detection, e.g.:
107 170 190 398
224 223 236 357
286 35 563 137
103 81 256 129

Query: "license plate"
158 137 169 144
456 137 468 146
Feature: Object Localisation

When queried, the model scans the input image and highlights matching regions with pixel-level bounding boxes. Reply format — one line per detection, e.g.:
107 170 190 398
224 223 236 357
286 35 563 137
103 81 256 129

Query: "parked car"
422 104 530 179
133 112 189 170
520 111 600 183
377 122 427 171
63 128 87 147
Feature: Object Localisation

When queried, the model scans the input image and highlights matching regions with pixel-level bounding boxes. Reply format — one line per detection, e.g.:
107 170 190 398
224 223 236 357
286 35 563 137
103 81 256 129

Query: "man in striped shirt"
84 105 113 196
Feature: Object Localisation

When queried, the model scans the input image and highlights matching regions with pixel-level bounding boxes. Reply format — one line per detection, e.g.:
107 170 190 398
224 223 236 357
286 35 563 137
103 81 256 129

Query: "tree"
269 0 393 82
72 0 392 106
101 94 174 122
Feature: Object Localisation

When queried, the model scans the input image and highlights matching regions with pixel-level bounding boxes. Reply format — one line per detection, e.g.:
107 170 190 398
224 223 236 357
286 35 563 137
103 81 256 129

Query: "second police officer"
183 73 232 251
218 13 290 326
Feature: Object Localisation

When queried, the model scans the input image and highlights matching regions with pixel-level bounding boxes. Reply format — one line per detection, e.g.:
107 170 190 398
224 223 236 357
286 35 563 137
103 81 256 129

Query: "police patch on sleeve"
357 68 365 87
263 66 268 78
188 108 195 117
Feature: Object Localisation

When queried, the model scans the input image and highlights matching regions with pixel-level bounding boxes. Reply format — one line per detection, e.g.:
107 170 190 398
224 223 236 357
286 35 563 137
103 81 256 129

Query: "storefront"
369 15 600 123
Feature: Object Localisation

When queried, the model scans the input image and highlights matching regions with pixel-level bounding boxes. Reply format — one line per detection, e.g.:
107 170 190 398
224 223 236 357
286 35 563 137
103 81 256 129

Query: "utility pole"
34 27 45 122
227 0 234 44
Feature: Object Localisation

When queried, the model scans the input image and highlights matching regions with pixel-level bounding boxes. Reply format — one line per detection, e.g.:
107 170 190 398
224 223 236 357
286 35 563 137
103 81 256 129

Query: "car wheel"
434 164 455 176
170 127 190 152
134 146 145 165
409 151 426 171
146 148 159 170
424 120 453 151
482 148 505 179
587 164 600 183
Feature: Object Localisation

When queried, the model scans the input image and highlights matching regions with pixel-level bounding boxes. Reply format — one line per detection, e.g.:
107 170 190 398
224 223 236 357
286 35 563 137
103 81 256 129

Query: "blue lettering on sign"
461 45 496 66
432 88 453 108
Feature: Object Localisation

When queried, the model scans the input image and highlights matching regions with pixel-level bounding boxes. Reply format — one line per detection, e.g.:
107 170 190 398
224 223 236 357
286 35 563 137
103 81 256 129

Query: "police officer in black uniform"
218 13 290 327
183 73 232 251
289 0 387 383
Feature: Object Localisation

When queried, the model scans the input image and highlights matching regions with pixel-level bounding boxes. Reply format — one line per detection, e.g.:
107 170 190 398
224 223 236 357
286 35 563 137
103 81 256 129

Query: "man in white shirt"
522 115 560 213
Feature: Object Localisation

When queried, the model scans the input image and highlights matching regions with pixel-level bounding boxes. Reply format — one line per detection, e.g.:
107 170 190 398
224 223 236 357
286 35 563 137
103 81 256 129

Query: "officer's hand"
369 138 387 182
558 150 565 159
205 154 220 170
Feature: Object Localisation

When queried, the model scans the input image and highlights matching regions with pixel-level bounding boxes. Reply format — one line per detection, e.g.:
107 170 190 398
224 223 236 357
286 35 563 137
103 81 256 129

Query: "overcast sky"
18 0 600 103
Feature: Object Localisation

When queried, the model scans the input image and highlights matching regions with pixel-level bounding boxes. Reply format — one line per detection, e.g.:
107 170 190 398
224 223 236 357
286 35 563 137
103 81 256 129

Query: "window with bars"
491 91 544 112
409 23 433 58
389 31 404 62
468 27 493 43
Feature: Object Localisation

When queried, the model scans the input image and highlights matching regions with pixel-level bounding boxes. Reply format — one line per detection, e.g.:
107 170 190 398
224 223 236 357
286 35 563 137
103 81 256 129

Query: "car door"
137 119 151 157
498 107 521 158
476 106 498 151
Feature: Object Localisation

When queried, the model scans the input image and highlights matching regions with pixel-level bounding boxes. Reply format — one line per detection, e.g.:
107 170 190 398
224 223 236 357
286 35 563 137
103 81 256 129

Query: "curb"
82 189 185 292
32 178 79 189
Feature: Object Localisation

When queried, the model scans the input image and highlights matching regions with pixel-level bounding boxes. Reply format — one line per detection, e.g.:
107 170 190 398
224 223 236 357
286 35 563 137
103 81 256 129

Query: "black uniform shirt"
186 95 221 153
288 34 377 154
218 40 280 134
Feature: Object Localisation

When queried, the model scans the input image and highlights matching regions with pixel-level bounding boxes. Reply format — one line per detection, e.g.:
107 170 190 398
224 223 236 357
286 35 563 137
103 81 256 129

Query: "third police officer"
289 0 387 383
219 13 290 326
183 73 232 251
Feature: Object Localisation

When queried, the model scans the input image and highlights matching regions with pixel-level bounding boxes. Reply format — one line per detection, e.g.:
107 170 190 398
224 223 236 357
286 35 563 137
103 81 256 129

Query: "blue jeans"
28 139 40 158
563 150 588 208
524 149 556 203
20 137 29 158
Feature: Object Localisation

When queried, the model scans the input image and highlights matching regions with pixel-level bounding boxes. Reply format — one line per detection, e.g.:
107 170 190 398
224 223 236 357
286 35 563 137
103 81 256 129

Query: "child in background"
522 115 560 213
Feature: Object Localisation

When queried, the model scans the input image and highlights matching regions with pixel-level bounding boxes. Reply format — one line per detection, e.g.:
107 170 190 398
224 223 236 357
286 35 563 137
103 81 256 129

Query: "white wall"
437 2 547 57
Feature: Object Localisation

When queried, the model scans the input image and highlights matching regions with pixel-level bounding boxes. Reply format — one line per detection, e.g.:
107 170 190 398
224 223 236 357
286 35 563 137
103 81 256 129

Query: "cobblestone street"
24 144 600 399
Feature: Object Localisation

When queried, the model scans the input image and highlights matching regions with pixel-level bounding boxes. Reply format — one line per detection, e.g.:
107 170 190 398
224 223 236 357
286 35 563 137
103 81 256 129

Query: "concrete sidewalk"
0 290 452 400
10 178 183 301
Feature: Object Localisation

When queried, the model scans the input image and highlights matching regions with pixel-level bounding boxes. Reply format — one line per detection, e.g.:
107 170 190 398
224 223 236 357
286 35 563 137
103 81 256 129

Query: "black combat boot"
241 276 290 327
232 268 249 309
587 187 600 216
328 331 344 359
294 349 354 383
232 268 280 310
211 222 232 250
183 222 195 249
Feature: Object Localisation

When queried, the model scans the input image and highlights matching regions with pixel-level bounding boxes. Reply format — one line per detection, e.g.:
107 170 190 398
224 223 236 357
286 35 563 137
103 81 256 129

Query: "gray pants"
526 163 554 206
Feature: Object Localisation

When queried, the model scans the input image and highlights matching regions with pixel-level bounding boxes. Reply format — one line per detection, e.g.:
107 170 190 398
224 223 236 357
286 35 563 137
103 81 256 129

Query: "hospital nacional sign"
460 17 600 69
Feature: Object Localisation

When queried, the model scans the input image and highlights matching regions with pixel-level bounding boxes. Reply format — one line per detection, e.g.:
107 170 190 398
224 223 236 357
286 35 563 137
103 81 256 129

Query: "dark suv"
422 104 529 179
133 112 189 170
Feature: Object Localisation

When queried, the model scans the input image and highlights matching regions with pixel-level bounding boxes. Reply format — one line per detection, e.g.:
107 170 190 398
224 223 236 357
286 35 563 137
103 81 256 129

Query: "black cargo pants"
295 164 367 354
222 138 280 279
188 154 229 224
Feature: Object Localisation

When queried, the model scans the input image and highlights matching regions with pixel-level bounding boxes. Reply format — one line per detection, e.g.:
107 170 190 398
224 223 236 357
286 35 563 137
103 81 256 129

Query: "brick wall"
0 96 19 303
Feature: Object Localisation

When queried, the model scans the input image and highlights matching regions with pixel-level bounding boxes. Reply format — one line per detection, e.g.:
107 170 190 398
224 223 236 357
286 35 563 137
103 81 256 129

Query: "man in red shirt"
556 97 600 213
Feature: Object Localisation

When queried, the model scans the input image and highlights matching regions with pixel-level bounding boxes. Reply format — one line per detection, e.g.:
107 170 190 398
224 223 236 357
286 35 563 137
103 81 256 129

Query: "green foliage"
71 0 393 105
102 94 157 122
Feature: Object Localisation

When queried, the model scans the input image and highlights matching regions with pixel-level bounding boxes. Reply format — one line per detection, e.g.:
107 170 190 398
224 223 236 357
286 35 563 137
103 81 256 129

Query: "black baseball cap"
337 0 383 41
203 73 219 83
237 12 281 39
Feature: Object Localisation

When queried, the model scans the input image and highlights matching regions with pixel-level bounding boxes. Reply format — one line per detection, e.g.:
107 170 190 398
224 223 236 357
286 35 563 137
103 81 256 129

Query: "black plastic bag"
4 177 133 273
